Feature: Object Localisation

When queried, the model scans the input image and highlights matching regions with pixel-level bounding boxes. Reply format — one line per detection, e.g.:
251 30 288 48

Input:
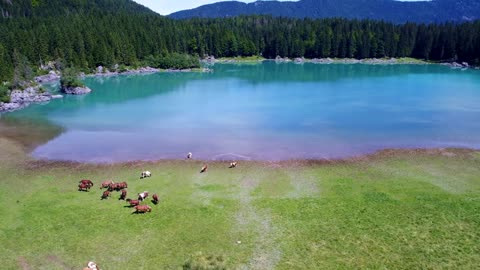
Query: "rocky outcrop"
294 57 305 64
0 86 62 113
275 56 291 63
35 71 61 83
203 55 216 64
89 66 160 77
61 86 92 95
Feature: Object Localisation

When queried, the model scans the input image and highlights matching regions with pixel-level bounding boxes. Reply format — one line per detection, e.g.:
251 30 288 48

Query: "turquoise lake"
2 62 480 162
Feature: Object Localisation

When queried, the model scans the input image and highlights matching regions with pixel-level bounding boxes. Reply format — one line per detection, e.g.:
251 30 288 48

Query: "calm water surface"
2 62 480 162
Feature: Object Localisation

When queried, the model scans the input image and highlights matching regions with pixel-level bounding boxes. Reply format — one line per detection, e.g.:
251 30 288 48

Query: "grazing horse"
200 164 208 173
119 189 127 200
152 193 159 204
140 171 151 179
187 152 192 159
229 162 238 168
78 183 89 192
79 179 94 188
126 199 140 207
118 182 128 190
107 183 117 192
138 191 149 201
101 190 110 200
133 205 152 214
83 261 99 270
100 180 114 189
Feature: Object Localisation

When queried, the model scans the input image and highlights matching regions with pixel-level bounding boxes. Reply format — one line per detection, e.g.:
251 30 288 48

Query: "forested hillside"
0 0 154 17
170 0 480 24
0 0 479 84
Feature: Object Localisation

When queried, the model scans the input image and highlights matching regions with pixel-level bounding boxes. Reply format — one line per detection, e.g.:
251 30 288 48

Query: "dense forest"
0 1 479 85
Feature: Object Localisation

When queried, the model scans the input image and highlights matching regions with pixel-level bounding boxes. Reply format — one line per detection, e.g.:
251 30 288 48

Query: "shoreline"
15 146 480 168
204 56 431 65
0 66 212 113
1 58 477 113
205 56 479 69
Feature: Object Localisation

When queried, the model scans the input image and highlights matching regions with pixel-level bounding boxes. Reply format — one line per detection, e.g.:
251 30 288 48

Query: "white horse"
140 171 151 179
138 191 149 201
187 152 192 159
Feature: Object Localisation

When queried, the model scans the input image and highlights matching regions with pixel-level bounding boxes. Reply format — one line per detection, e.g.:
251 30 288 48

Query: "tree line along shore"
1 14 480 110
1 15 479 84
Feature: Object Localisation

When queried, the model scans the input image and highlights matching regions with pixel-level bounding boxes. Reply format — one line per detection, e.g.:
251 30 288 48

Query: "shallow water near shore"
1 62 480 162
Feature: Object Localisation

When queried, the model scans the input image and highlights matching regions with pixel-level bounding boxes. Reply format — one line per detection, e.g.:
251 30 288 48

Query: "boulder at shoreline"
61 86 92 95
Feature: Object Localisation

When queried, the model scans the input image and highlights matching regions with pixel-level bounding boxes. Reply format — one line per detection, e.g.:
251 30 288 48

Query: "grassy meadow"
0 137 479 269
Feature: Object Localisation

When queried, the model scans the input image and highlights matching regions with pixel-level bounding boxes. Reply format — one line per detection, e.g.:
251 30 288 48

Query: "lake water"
1 62 480 162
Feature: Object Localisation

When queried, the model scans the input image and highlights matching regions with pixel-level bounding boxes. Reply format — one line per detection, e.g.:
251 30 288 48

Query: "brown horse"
133 205 152 214
152 194 159 204
126 199 140 207
101 190 110 200
100 180 114 189
117 182 128 190
78 183 89 192
79 179 94 188
119 189 127 200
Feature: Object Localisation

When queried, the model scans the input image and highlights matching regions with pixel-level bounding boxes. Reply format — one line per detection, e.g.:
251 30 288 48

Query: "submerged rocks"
61 86 92 95
441 62 470 69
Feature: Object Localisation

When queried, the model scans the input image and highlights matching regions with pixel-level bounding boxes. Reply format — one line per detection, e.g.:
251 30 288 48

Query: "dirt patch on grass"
286 169 320 198
17 257 30 270
236 178 282 270
46 255 71 270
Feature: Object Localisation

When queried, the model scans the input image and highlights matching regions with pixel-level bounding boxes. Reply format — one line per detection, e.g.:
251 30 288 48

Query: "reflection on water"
1 62 480 162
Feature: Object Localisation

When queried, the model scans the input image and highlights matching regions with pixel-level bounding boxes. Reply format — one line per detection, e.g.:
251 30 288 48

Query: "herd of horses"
77 159 238 269
77 160 238 214
77 171 159 214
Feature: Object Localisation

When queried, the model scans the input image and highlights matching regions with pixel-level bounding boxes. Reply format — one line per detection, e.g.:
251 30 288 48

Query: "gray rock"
10 87 52 103
461 62 469 67
294 57 305 64
35 71 61 83
61 86 92 95
0 102 21 112
51 95 63 99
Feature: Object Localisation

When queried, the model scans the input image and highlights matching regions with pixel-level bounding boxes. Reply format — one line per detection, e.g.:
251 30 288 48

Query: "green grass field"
0 138 479 269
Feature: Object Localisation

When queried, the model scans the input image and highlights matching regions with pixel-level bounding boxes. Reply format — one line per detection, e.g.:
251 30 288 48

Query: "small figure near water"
200 164 208 173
